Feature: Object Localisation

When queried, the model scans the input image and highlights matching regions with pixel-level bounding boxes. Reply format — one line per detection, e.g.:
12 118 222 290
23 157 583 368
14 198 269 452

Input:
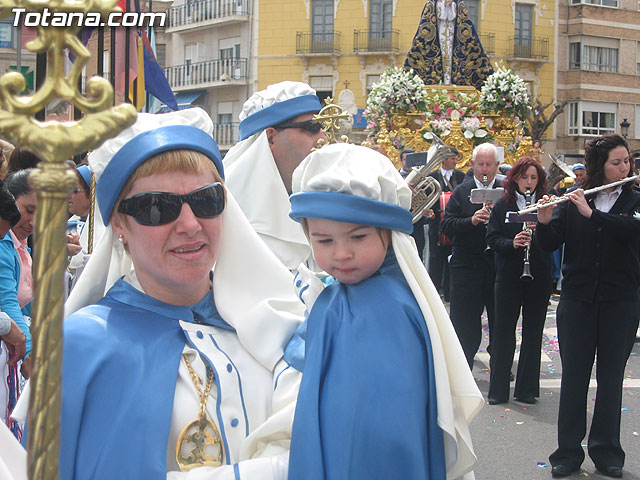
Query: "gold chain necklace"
175 353 224 471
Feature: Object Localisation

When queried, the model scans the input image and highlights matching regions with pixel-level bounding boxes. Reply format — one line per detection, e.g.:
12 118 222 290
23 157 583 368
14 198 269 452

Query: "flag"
114 26 138 97
140 28 177 110
127 34 145 111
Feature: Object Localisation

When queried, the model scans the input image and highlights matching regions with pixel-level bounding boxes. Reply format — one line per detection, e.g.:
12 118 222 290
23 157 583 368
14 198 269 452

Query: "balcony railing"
164 57 248 88
213 122 239 147
479 32 495 55
508 36 549 60
168 0 248 29
353 29 399 53
296 31 341 54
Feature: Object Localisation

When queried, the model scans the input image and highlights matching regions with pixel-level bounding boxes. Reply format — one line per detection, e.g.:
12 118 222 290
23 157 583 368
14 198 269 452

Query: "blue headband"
571 164 585 172
238 94 322 141
76 165 91 189
289 191 414 234
97 125 223 225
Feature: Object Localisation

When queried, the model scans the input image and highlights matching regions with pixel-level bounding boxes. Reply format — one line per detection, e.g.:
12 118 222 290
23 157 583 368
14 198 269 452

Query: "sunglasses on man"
273 119 323 135
118 182 225 226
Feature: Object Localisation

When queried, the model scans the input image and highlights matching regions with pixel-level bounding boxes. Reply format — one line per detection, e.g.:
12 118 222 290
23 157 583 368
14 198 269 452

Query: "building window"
309 75 333 104
312 0 334 43
0 18 13 48
370 0 392 38
366 74 381 95
465 0 479 29
568 101 617 136
514 3 533 55
569 38 618 73
571 0 618 6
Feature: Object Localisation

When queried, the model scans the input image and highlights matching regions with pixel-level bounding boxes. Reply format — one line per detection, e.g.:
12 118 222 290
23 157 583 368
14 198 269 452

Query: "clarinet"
520 189 534 281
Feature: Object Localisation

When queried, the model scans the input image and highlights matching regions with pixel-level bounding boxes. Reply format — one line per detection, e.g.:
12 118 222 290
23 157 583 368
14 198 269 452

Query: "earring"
118 234 124 243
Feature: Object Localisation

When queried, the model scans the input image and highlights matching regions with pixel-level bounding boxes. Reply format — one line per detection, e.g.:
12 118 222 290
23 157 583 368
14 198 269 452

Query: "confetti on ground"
537 462 549 468
516 421 524 425
633 432 638 436
579 473 589 477
505 408 511 412
521 407 528 410
621 407 628 412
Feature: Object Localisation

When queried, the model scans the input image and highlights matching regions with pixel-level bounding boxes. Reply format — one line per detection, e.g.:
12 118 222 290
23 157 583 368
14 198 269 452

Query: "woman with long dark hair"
537 134 640 478
486 157 552 405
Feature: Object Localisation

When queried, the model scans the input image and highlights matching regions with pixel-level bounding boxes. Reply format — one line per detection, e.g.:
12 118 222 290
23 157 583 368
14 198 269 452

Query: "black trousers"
449 258 496 369
549 299 639 470
488 278 552 401
427 229 452 299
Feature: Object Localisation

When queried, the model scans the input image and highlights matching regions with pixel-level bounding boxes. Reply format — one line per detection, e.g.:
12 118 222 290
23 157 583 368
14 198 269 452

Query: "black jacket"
441 177 503 259
486 197 553 282
536 188 640 303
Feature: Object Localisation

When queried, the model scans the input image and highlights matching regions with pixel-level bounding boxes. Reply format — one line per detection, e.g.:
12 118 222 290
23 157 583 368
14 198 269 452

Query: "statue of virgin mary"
405 0 493 89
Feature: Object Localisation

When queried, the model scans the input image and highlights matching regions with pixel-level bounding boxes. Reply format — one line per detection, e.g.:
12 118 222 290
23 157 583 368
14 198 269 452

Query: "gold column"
0 1 137 478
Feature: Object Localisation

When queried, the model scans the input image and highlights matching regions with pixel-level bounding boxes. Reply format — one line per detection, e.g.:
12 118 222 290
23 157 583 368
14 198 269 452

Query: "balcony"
296 31 341 55
353 29 399 53
164 57 248 90
167 0 249 32
479 32 495 56
213 122 239 150
507 36 550 60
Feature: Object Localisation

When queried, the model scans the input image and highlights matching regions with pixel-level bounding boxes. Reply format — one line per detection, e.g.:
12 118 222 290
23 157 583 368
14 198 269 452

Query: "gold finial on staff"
0 1 137 478
313 97 350 148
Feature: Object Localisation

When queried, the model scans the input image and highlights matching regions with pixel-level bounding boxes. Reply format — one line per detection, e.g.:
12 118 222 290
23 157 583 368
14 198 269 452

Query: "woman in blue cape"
287 144 483 479
14 109 305 479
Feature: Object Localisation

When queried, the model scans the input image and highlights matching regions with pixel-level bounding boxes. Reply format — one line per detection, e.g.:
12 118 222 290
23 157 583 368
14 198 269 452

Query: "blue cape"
59 280 233 480
288 251 446 479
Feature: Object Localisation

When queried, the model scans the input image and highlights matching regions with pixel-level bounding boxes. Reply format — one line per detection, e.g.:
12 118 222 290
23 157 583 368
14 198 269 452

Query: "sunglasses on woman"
118 182 225 226
273 120 323 134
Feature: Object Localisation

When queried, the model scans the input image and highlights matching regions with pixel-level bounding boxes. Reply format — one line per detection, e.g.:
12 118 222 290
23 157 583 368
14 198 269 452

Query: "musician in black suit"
537 135 640 478
485 157 552 406
442 143 502 369
426 147 465 301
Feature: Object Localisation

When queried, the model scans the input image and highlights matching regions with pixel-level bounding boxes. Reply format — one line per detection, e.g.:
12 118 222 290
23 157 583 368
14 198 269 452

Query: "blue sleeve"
0 241 31 355
289 283 445 480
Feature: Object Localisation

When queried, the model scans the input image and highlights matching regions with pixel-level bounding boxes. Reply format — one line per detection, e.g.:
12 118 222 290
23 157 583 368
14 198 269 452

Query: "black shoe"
487 397 507 405
596 465 623 478
515 396 537 405
551 465 577 478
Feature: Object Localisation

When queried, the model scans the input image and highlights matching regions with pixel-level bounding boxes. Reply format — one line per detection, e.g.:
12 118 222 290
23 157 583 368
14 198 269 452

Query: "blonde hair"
113 149 224 224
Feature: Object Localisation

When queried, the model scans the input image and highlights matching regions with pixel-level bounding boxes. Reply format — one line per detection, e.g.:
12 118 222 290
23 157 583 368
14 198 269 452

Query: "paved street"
463 294 640 480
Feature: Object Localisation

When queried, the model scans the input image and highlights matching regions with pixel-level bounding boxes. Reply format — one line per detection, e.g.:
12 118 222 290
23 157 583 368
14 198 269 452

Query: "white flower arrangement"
461 117 488 139
364 66 430 139
479 66 530 120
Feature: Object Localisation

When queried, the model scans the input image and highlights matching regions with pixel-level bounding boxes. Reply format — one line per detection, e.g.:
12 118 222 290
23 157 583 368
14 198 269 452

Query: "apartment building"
163 0 252 152
556 0 640 159
256 0 556 147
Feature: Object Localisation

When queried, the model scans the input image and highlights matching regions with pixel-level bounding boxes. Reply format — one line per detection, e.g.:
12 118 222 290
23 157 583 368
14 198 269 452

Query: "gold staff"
0 1 137 478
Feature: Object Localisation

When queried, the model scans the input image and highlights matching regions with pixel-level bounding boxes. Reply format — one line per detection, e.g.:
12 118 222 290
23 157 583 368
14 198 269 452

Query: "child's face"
306 218 388 284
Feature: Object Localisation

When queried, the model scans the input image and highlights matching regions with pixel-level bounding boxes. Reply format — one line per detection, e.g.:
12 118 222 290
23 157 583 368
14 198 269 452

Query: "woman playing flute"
536 134 640 478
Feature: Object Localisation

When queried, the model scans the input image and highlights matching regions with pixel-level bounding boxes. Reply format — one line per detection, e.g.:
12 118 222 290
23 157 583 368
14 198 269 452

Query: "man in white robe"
223 82 325 271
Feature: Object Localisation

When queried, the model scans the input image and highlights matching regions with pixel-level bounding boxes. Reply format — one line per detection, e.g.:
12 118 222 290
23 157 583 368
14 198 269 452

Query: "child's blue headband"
97 125 223 225
289 191 414 234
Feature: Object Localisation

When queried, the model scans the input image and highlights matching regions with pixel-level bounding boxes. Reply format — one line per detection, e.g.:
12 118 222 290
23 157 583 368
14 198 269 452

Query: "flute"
517 174 640 215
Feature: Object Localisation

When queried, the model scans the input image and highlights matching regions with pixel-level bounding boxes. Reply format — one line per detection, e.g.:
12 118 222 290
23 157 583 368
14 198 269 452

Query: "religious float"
366 0 533 171
365 66 533 172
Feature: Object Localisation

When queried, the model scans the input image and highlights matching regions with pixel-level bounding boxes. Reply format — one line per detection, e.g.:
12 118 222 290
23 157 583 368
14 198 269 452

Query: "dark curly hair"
583 134 632 191
502 156 547 202
0 180 20 227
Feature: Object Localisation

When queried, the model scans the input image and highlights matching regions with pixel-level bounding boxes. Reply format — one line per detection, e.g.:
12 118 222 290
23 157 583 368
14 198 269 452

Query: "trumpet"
520 189 534 281
517 174 640 215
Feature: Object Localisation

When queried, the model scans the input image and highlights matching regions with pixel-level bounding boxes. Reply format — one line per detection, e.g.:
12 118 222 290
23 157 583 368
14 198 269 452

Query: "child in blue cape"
287 143 483 480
